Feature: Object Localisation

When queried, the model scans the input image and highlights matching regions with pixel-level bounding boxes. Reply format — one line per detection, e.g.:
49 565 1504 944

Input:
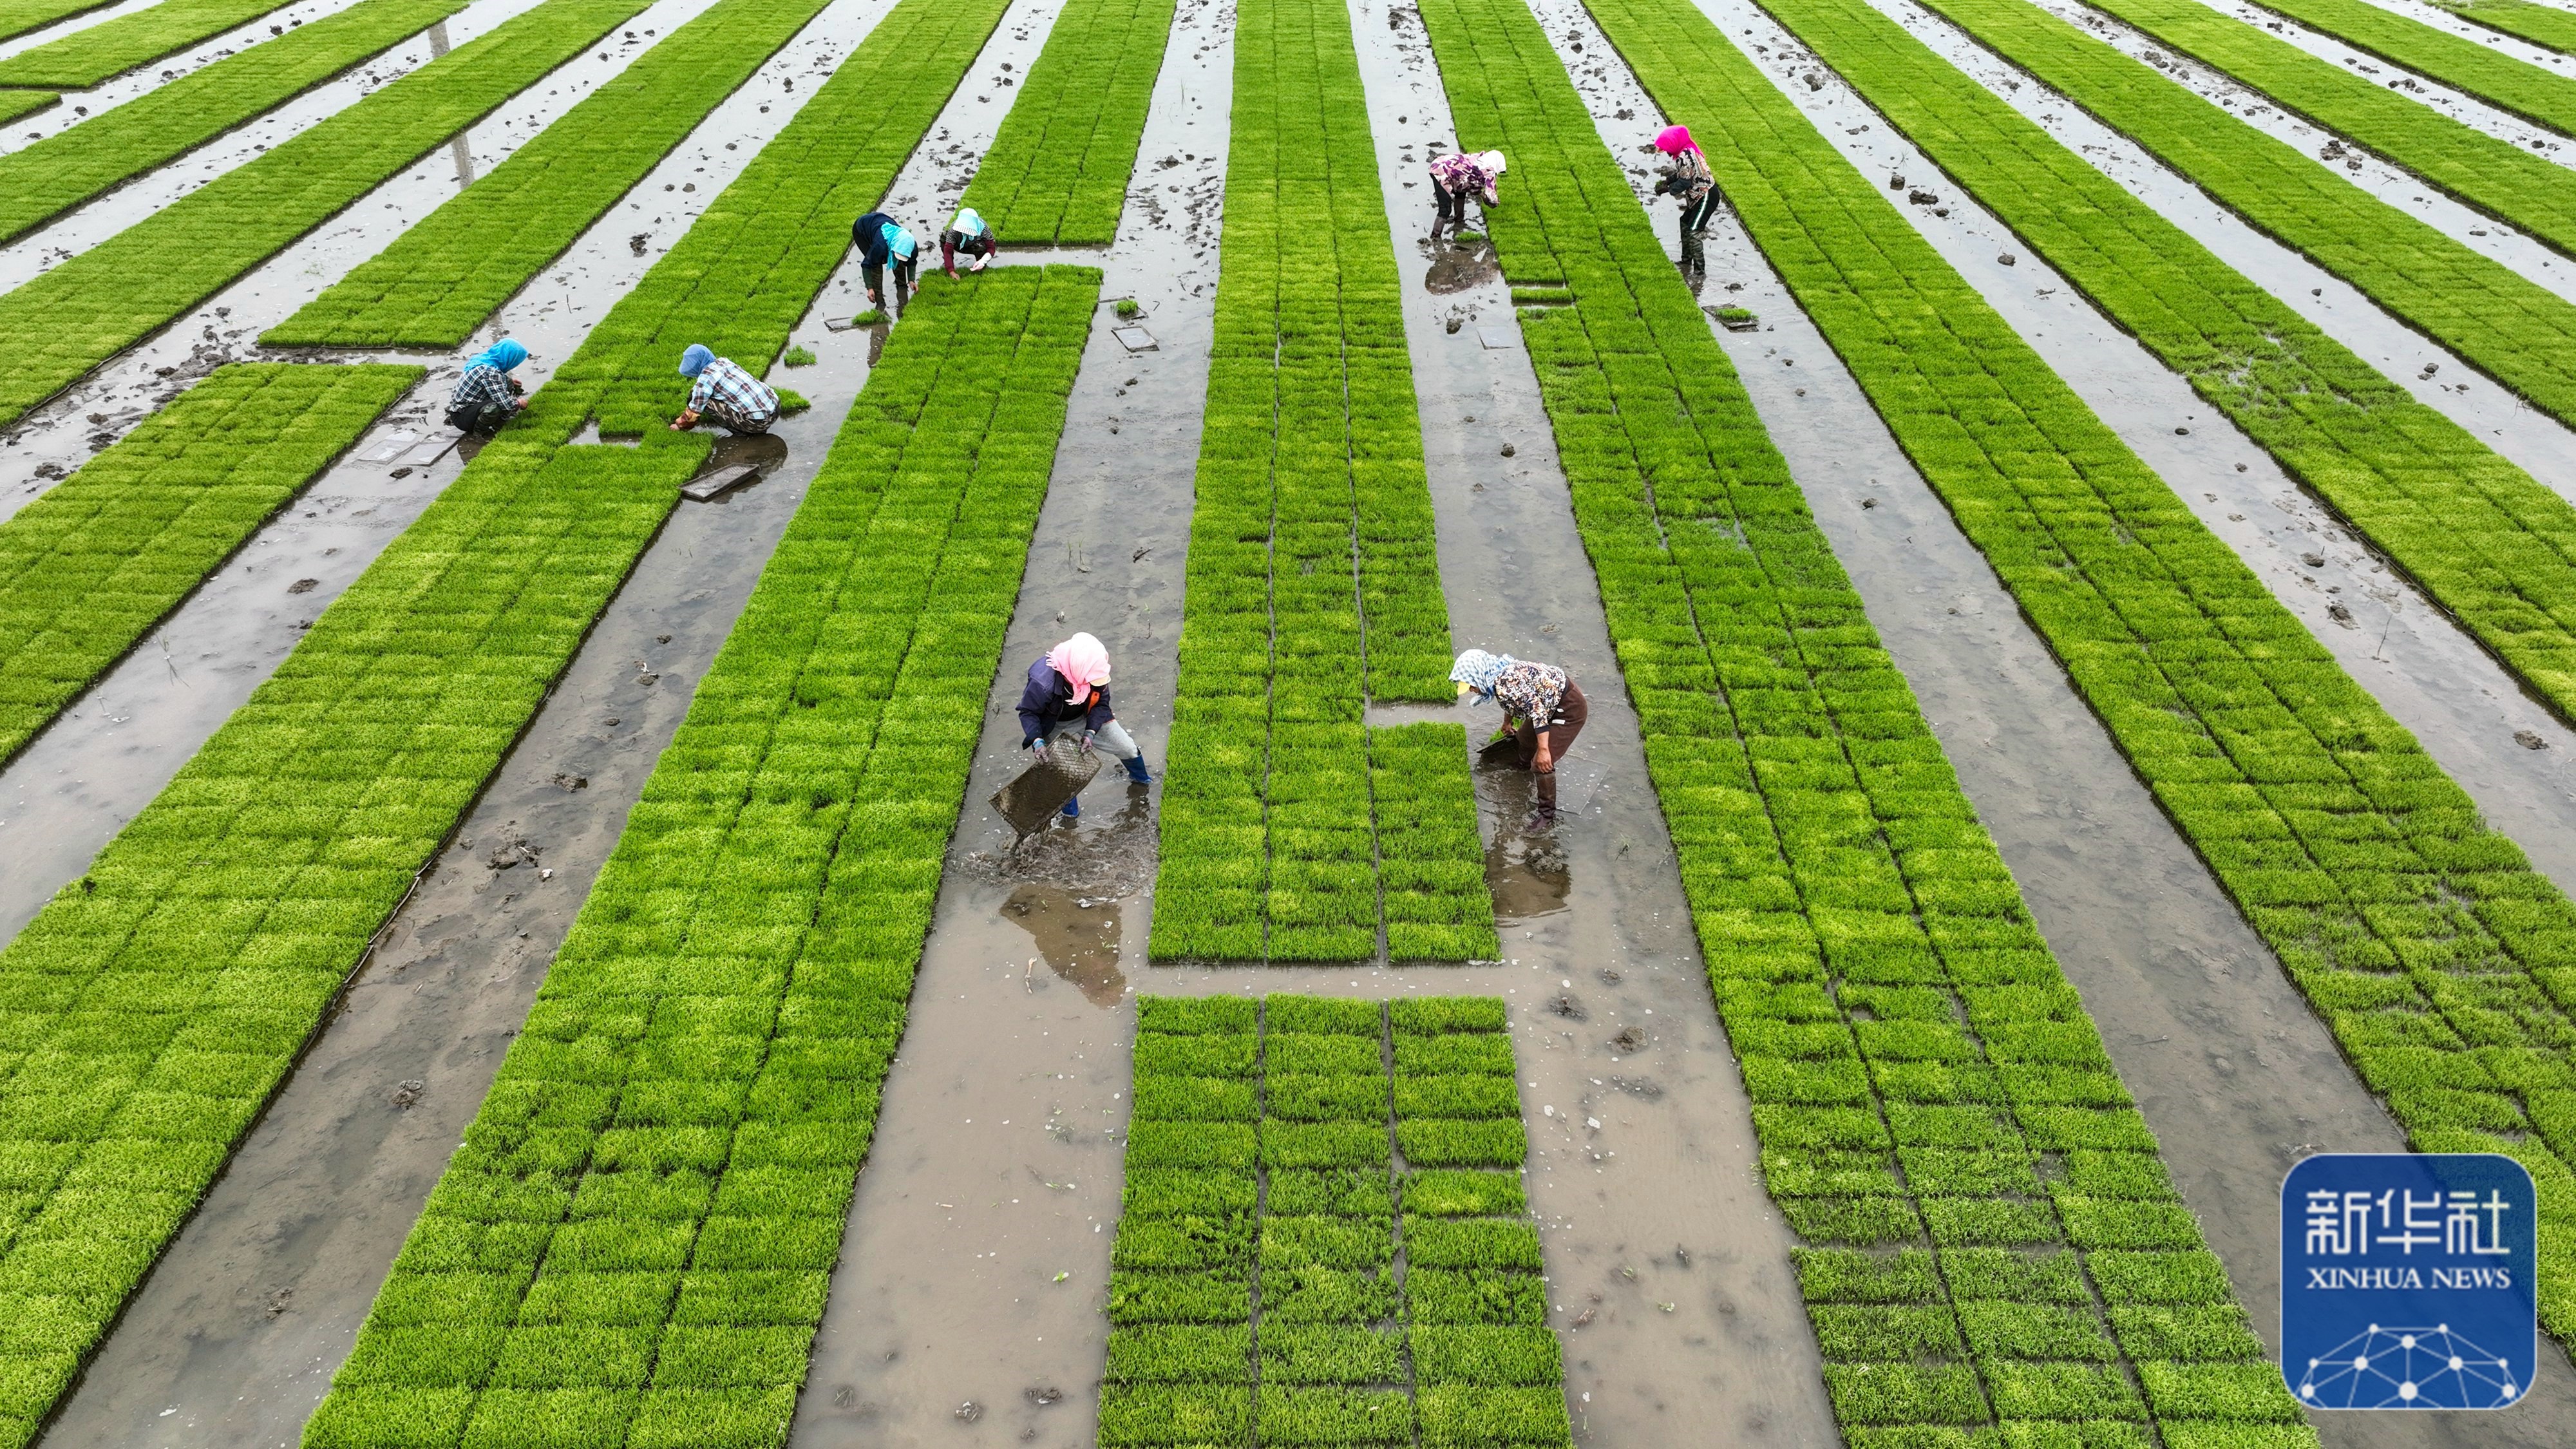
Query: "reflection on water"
705 430 789 477
1002 883 1127 1007
1423 234 1500 294
1486 828 1569 923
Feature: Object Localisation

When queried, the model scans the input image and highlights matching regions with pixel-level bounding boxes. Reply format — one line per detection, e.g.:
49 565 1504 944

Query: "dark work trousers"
1513 680 1587 817
862 256 916 308
1677 191 1718 272
1434 185 1479 231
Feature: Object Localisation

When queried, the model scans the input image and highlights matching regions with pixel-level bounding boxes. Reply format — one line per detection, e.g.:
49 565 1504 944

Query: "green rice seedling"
0 0 478 244
0 0 112 45
0 0 306 88
0 88 53 124
2431 0 2576 53
0 1 1027 1432
1414 0 2304 1439
307 266 1101 1449
1148 0 1489 962
2237 0 2576 135
1593 0 2576 1354
850 307 889 325
781 346 817 367
1114 298 1142 317
1912 0 2576 433
265 0 839 349
1099 996 1569 1443
774 388 811 413
958 0 1176 243
0 362 419 766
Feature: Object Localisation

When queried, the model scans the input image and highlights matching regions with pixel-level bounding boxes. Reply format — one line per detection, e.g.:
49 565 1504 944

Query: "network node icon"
2295 1324 2521 1410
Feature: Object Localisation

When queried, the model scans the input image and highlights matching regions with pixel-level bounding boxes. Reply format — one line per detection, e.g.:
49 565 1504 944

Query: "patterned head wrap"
1450 648 1513 699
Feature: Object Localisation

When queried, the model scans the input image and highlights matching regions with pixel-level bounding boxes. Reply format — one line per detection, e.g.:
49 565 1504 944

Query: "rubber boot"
1124 755 1153 785
1060 793 1081 819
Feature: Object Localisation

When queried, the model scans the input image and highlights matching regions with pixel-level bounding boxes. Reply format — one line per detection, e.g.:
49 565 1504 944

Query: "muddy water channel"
1538 0 2576 1441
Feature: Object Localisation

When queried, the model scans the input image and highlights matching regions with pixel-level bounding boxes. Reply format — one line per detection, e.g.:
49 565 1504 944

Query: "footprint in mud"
1002 883 1126 1008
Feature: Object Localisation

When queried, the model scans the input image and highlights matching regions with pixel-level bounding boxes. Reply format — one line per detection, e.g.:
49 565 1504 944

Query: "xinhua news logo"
2280 1153 2536 1410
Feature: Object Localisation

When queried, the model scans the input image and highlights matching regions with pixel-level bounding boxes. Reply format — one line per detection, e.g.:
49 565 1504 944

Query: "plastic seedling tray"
681 460 763 502
1113 325 1158 352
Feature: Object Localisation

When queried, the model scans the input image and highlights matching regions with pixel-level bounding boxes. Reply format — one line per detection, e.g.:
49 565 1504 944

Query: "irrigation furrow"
0 0 312 88
0 0 120 46
2432 0 2576 53
2230 0 2576 137
957 0 1174 243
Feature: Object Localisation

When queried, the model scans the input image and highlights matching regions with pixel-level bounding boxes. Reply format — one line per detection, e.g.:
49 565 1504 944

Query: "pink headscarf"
1654 125 1699 156
1047 632 1112 692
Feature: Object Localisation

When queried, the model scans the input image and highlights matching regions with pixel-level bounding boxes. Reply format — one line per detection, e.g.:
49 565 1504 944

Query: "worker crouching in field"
1651 125 1720 276
852 209 920 310
942 205 997 278
669 344 779 434
446 339 528 434
1019 632 1153 820
1453 648 1586 833
1428 149 1505 238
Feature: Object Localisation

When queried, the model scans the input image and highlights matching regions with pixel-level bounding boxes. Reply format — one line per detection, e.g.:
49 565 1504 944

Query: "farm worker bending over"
942 206 997 278
446 338 528 434
1651 125 1720 276
1452 648 1587 833
1428 149 1505 236
1018 631 1153 819
669 344 779 435
851 209 919 308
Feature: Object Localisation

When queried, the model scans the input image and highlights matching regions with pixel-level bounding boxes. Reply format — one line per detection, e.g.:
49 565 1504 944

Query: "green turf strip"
1915 0 2576 448
1146 0 1494 963
1416 0 2306 1438
0 0 473 247
265 0 838 348
1104 996 1569 1445
0 0 629 428
1586 0 2576 1347
301 263 1099 1449
2243 0 2576 137
0 361 418 766
0 0 112 46
0 0 301 88
957 0 1175 244
0 0 1011 1432
0 87 53 122
2433 0 2576 54
2062 0 2576 244
1748 5 2576 790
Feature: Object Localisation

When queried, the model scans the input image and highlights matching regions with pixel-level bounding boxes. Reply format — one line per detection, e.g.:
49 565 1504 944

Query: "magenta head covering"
1654 125 1698 155
1047 632 1112 692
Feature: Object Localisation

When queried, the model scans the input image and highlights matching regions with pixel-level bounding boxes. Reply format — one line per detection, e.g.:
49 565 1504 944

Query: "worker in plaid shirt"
670 343 780 435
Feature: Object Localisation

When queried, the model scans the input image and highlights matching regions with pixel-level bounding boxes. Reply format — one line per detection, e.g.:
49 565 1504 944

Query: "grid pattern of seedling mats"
1148 0 1495 963
0 362 419 765
2434 0 2576 53
267 0 841 349
0 0 303 88
2246 0 2576 133
0 0 480 245
1417 0 2308 1441
0 0 1018 1434
0 0 111 46
958 0 1177 245
1915 0 2576 432
302 264 1101 1449
1587 0 2576 1345
1750 0 2576 741
1104 995 1571 1448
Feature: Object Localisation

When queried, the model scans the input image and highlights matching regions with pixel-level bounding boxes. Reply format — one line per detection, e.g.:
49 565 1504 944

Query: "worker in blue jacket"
1016 632 1152 819
851 210 920 310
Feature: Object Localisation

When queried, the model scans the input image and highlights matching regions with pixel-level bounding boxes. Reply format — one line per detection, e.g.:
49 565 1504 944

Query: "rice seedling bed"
956 0 1176 244
0 0 113 46
1413 0 2299 1439
2434 0 2576 55
0 361 417 766
1587 0 2576 1349
1104 994 1571 1447
1754 1 2576 750
2239 0 2576 137
0 0 647 428
1913 0 2576 446
264 0 839 349
0 85 52 120
1147 0 1494 964
301 263 1099 1449
0 0 304 88
0 0 473 243
0 0 1010 1430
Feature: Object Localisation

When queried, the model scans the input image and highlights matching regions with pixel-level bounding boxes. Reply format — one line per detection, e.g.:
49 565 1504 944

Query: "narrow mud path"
1537 0 2576 1440
787 1 1226 1439
0 0 896 939
0 0 361 115
1697 0 2576 903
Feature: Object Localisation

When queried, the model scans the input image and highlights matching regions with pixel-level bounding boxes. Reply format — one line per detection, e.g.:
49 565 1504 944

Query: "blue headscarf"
678 343 715 378
1450 649 1513 700
884 221 918 261
468 338 527 373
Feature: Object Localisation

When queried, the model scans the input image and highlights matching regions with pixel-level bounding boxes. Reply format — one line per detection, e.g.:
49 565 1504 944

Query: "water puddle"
1001 882 1130 1006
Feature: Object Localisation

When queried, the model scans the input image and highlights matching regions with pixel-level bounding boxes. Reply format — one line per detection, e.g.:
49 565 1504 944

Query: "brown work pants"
1512 680 1586 813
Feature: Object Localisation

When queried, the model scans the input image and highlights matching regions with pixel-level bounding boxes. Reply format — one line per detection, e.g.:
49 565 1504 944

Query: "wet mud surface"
1548 0 2576 1439
39 385 831 1449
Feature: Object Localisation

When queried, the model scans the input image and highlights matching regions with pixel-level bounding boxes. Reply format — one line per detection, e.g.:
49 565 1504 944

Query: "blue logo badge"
2280 1153 2535 1409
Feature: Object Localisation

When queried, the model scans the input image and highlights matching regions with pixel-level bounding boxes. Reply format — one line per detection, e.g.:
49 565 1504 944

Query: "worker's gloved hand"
1079 732 1095 754
971 255 989 273
1027 736 1046 753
